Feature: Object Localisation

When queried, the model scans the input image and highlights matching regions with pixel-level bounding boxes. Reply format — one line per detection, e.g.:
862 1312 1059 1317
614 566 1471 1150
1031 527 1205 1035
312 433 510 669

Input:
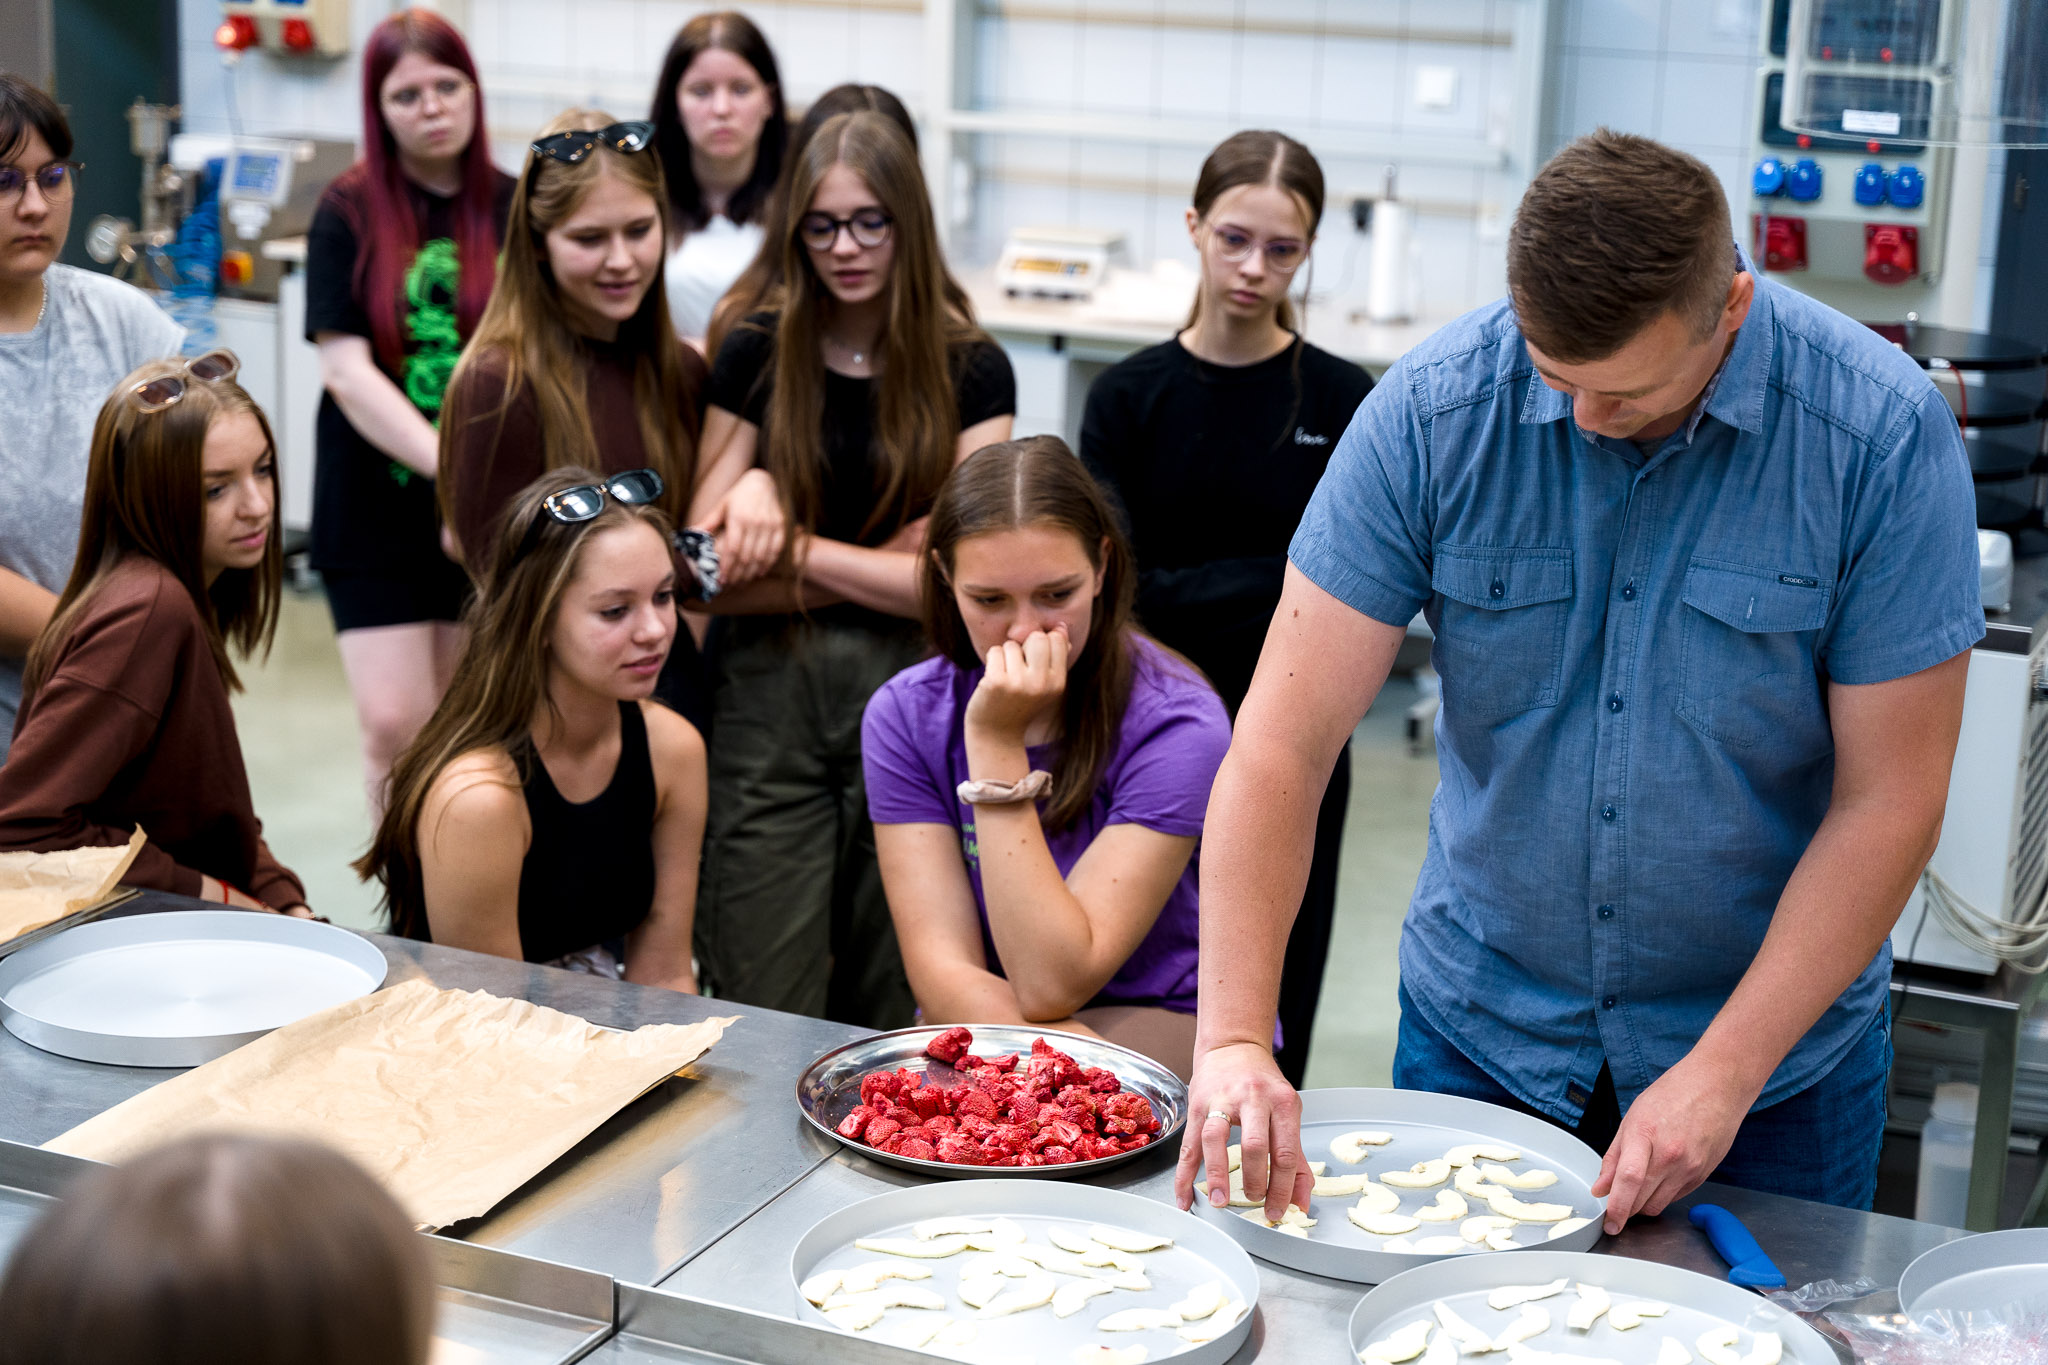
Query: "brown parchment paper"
0 828 146 944
46 977 738 1229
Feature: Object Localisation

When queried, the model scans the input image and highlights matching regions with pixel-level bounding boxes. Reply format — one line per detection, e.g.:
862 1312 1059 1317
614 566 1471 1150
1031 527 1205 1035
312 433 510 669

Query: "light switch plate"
1413 65 1459 111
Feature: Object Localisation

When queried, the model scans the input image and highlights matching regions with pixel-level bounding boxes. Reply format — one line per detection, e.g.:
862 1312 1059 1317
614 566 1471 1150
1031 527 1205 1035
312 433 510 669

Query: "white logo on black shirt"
1293 427 1331 446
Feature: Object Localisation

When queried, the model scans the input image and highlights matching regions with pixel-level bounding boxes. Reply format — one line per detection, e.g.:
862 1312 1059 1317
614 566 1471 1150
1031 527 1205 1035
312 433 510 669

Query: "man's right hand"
1174 1041 1313 1221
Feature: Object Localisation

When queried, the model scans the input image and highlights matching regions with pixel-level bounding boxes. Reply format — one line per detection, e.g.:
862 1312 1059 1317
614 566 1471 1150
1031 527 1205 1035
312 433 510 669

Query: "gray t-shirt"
0 264 184 755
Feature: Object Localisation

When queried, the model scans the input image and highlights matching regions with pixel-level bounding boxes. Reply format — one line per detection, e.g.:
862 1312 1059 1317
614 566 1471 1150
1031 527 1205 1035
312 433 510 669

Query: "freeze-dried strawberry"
958 1114 997 1141
909 1086 947 1121
836 1105 875 1139
992 1123 1033 1151
897 1137 937 1162
1041 1145 1077 1165
985 1052 1019 1072
859 1073 897 1106
935 1132 982 1164
925 1026 974 1064
1007 1097 1041 1126
959 1054 987 1070
1048 1118 1083 1148
863 1117 902 1146
1082 1066 1121 1094
955 1089 998 1121
920 1113 957 1135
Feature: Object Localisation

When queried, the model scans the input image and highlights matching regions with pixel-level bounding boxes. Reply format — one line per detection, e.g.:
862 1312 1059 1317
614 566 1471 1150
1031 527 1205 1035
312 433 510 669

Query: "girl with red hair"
306 8 513 808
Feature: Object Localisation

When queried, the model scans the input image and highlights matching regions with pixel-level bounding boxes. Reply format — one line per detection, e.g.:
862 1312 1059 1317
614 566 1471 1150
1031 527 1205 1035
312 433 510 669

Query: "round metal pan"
1349 1248 1835 1365
0 910 388 1066
790 1177 1257 1363
1196 1087 1604 1283
796 1024 1187 1179
1898 1227 2048 1316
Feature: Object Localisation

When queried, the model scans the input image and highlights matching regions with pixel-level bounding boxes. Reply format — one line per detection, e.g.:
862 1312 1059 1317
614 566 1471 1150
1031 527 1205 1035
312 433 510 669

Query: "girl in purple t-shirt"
861 437 1231 1079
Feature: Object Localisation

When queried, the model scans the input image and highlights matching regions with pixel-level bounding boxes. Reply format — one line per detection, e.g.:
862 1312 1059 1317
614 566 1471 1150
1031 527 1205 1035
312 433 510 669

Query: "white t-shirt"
664 215 765 342
0 265 184 753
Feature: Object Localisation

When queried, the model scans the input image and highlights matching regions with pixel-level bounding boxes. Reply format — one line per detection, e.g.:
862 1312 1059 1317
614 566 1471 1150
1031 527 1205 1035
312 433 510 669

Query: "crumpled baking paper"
0 827 145 944
46 977 737 1229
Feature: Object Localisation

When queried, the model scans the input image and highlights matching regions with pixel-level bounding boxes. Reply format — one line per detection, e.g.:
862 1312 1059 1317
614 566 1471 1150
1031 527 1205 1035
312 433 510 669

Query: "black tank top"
516 701 658 963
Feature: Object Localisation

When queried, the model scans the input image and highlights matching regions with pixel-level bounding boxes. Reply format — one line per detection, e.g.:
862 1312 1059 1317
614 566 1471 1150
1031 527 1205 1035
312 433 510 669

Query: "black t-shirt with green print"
305 169 514 576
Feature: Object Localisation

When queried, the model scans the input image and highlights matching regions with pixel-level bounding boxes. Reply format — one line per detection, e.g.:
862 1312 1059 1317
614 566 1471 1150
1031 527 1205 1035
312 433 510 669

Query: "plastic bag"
1766 1277 1881 1314
1823 1296 2048 1364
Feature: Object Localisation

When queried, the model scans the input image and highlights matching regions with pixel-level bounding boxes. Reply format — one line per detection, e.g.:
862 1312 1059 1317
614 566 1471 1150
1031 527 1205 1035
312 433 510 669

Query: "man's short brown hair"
1508 129 1736 364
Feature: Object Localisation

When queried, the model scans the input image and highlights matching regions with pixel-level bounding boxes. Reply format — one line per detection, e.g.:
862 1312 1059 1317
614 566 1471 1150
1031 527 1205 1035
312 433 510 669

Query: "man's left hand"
1591 1054 1758 1233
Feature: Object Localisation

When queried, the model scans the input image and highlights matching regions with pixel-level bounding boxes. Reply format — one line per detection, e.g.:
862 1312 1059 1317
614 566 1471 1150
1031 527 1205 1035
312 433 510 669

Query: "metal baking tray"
1349 1248 1836 1365
1897 1227 2048 1315
796 1024 1187 1179
0 888 139 960
789 1178 1258 1364
1196 1087 1604 1283
0 1140 612 1365
0 909 388 1066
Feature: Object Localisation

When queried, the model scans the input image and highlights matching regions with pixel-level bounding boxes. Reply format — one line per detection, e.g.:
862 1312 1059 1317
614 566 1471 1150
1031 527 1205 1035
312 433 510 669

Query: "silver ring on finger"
1205 1109 1230 1121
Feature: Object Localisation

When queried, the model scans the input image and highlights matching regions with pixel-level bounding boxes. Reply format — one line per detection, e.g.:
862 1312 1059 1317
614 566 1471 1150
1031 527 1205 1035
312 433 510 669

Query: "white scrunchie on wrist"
956 769 1053 806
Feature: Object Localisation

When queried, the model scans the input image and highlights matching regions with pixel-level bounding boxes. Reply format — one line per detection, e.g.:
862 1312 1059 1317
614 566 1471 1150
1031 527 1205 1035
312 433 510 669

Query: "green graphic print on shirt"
391 237 462 488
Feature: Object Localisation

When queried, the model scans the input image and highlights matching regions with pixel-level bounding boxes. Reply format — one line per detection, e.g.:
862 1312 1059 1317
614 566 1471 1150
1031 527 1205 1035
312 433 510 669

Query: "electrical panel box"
216 0 350 59
1746 0 1956 317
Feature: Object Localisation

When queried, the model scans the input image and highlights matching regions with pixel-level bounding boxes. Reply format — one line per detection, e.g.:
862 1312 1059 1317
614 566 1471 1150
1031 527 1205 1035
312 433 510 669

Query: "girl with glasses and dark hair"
306 8 514 813
0 355 309 916
0 1133 435 1365
648 11 786 349
686 110 1014 1029
358 468 704 986
1079 131 1373 1086
862 438 1233 1080
438 107 711 723
0 73 184 761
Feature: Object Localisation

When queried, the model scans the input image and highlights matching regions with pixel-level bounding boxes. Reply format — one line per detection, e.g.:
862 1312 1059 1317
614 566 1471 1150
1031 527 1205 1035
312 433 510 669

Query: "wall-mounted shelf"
937 109 1512 169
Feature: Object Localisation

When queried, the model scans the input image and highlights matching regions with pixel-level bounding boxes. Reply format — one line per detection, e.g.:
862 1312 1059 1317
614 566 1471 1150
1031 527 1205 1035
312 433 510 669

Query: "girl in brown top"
0 353 309 913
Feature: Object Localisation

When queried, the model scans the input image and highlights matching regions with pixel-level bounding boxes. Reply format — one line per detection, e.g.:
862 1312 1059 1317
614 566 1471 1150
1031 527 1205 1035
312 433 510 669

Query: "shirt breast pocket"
1677 559 1831 752
1430 545 1575 724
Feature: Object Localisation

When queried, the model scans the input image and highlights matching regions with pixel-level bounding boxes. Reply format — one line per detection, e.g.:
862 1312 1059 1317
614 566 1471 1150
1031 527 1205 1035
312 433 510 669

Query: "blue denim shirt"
1290 265 1984 1122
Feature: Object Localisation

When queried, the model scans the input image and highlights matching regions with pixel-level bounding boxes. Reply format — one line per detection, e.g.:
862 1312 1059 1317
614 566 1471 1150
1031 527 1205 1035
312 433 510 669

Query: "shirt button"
1607 692 1624 713
1601 994 1618 1010
1598 904 1615 920
1489 578 1505 599
1601 804 1617 822
1622 580 1637 601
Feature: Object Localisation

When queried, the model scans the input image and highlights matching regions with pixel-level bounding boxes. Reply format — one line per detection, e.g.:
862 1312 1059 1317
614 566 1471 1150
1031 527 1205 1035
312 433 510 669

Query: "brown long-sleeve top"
0 557 305 907
441 339 706 567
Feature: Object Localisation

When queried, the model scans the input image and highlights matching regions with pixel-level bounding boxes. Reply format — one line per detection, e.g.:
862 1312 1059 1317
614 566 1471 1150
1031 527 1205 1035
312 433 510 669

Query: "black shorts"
321 560 470 633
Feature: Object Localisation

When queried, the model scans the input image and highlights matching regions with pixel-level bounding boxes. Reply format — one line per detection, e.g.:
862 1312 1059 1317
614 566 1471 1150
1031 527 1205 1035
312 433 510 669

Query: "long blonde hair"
25 359 282 702
755 111 988 548
359 467 675 938
439 109 698 529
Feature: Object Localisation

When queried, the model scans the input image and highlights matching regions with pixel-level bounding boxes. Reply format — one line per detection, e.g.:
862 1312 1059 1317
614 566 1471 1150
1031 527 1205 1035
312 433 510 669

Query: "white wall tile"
1315 34 1400 131
984 17 1079 113
1567 50 1660 137
853 12 927 107
1654 53 1754 153
1664 0 1760 58
1569 0 1664 53
1394 42 1489 140
768 3 856 106
1157 27 1237 120
1235 32 1319 128
1075 22 1158 116
499 0 571 71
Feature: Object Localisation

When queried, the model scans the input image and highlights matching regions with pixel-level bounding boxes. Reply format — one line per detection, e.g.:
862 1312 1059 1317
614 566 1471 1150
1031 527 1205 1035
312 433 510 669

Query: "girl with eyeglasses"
1079 131 1373 1086
438 109 710 723
648 12 785 350
863 440 1232 1079
359 468 704 987
0 75 184 761
306 8 513 811
690 110 1015 1027
0 354 309 916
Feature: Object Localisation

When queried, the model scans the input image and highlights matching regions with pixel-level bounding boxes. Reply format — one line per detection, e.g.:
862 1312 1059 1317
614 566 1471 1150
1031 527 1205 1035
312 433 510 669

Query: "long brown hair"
439 109 698 532
923 437 1177 831
1187 129 1325 333
705 83 970 359
24 358 282 702
360 467 675 937
758 111 986 548
648 11 786 232
0 1133 434 1365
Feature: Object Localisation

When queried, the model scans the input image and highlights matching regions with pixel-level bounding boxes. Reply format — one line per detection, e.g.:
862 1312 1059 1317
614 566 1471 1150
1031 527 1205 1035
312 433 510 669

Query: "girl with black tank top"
1081 132 1372 1086
357 468 706 985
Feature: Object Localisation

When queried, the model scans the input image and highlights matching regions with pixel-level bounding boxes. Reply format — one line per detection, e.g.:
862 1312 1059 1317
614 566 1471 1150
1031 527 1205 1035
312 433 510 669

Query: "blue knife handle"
1689 1203 1787 1289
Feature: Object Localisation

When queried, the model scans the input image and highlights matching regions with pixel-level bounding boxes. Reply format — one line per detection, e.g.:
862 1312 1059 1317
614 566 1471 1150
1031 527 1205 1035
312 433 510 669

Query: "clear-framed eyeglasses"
0 161 81 208
1205 222 1308 275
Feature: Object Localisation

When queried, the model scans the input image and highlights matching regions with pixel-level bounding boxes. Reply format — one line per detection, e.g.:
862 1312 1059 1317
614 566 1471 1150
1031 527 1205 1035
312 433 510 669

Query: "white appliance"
1891 621 2048 973
997 227 1122 301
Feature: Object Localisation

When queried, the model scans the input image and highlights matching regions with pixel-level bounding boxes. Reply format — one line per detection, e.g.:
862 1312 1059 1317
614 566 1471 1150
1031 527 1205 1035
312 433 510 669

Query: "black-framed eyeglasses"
128 350 240 414
798 208 893 252
0 161 81 206
529 122 655 166
518 468 666 556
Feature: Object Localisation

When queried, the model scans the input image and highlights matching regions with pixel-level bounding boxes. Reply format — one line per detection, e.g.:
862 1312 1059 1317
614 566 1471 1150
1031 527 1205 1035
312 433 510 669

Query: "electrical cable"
1919 862 2048 973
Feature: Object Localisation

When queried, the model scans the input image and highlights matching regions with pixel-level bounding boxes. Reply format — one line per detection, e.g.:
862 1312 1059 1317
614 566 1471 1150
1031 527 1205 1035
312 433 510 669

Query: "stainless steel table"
0 890 864 1286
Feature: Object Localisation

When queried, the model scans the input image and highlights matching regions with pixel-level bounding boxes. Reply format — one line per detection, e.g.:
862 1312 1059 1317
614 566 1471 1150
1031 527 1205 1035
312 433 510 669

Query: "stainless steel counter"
0 892 864 1286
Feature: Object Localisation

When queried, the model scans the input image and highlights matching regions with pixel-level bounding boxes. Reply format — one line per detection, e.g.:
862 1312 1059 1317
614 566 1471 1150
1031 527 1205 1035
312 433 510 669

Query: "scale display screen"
230 153 283 196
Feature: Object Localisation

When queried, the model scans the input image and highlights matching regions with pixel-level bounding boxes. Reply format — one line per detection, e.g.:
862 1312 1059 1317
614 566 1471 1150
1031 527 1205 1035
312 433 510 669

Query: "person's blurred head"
1185 130 1323 334
650 11 785 231
25 353 282 704
0 73 77 289
0 1133 434 1365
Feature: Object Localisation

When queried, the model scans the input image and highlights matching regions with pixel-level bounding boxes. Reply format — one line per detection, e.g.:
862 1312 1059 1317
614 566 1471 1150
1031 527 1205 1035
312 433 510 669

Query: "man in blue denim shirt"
1176 132 1983 1230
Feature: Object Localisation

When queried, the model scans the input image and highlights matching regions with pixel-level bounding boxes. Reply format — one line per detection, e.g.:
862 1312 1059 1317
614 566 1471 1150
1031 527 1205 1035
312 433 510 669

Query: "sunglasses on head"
128 350 240 414
529 122 655 166
519 469 666 556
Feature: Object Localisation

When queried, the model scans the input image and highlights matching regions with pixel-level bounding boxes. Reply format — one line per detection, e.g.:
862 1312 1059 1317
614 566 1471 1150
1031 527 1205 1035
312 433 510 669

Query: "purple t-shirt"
861 636 1230 1015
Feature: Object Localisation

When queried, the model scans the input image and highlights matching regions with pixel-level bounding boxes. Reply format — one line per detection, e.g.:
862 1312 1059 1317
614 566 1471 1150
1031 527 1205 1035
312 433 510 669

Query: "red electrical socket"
1753 214 1807 272
1864 224 1918 284
213 14 258 49
281 18 317 51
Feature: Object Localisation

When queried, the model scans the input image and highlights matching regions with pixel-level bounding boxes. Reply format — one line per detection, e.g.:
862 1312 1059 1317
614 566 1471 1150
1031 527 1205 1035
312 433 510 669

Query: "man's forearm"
1689 793 1941 1096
